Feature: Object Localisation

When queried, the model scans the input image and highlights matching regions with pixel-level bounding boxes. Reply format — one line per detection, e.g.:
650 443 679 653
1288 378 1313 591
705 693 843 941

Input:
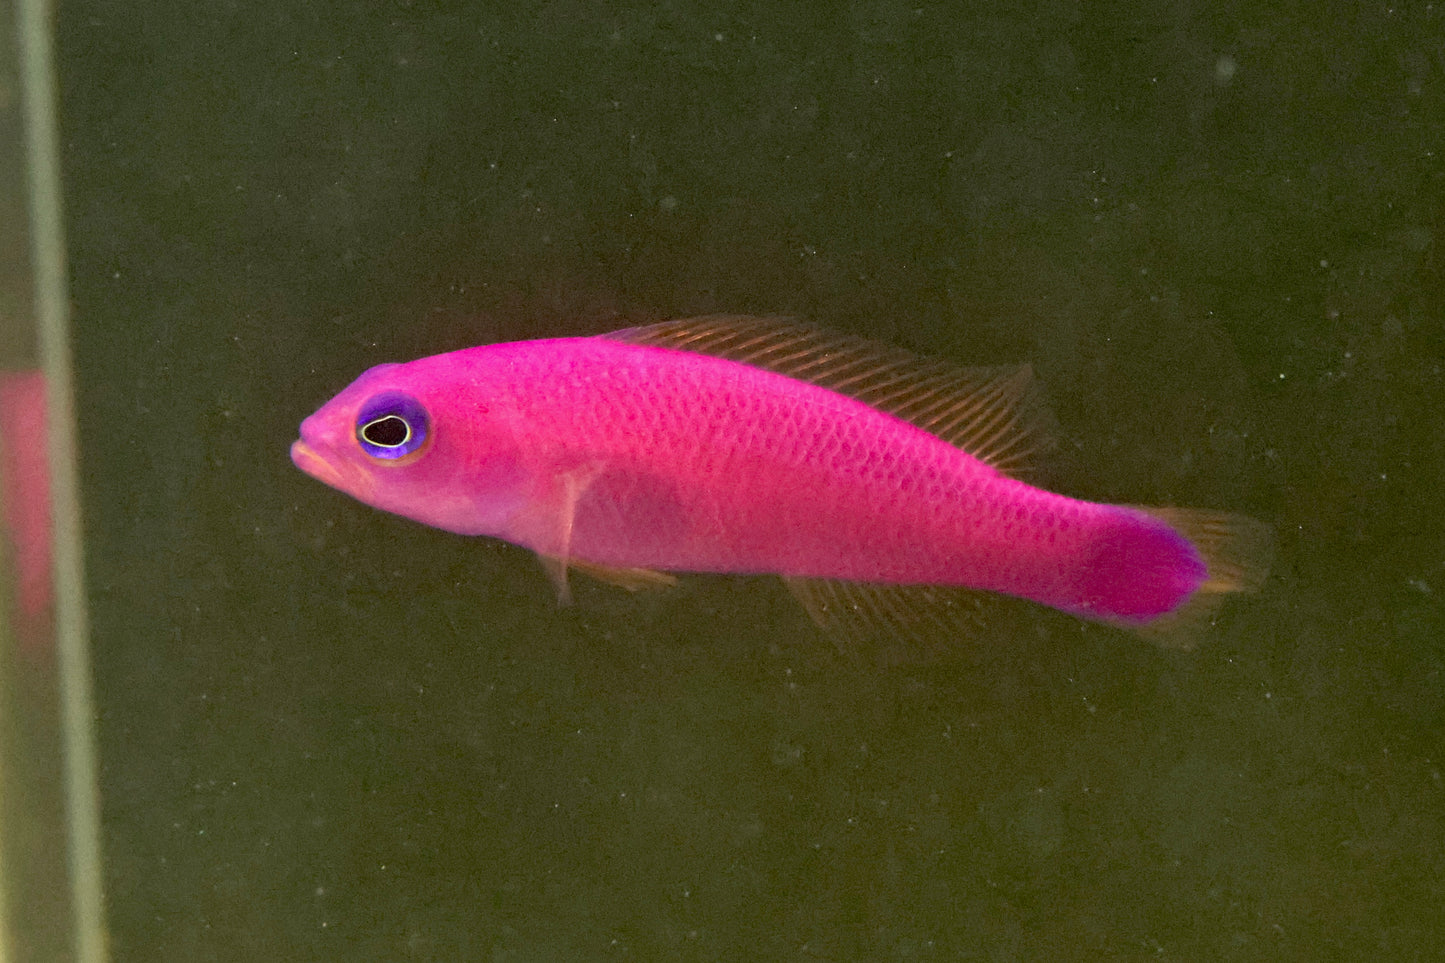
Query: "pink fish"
292 316 1271 647
0 369 54 655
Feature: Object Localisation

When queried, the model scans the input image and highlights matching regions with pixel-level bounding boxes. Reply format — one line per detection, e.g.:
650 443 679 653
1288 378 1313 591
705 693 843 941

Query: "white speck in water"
1214 54 1238 85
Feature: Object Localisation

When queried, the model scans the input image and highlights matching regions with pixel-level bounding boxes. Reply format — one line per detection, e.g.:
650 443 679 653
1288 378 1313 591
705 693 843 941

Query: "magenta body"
293 335 1206 624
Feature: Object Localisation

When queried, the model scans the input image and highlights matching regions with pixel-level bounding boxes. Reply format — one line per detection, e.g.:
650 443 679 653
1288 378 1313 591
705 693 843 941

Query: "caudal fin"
1132 507 1275 650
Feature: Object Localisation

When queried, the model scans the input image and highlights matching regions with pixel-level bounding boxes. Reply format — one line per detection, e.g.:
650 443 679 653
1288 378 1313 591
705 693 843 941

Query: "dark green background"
62 1 1442 959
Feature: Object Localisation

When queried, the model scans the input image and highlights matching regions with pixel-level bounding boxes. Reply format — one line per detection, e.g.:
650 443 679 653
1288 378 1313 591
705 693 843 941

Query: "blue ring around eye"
356 391 430 460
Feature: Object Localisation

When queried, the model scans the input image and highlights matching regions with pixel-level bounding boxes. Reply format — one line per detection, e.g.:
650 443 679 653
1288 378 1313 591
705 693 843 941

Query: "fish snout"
290 437 349 491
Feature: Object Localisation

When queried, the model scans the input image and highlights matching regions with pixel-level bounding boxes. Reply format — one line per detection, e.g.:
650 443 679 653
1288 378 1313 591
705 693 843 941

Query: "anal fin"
782 577 990 664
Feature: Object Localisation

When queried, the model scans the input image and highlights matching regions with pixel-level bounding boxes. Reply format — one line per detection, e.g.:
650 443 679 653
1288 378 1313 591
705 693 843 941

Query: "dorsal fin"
607 315 1053 477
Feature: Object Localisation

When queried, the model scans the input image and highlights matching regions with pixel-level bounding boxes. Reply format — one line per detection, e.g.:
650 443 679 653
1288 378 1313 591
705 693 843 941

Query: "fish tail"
1129 507 1275 650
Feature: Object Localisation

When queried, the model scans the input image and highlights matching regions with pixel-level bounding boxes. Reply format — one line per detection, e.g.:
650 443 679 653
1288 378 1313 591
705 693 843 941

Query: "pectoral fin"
532 464 681 604
532 554 568 604
532 466 601 604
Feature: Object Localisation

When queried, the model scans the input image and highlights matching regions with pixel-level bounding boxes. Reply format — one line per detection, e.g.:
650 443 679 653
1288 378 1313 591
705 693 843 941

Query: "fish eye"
355 392 430 460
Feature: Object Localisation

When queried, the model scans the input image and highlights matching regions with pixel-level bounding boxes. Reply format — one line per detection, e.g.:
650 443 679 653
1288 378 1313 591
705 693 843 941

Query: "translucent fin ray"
608 315 1055 478
532 466 605 604
782 577 989 663
569 560 678 592
1130 508 1275 650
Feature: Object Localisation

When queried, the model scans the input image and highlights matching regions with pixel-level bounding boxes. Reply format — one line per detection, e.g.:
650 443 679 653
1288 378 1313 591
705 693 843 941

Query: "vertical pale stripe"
16 0 108 957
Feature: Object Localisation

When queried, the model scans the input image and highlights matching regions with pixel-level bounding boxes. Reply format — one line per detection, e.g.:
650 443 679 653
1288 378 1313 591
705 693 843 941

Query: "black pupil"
363 415 410 447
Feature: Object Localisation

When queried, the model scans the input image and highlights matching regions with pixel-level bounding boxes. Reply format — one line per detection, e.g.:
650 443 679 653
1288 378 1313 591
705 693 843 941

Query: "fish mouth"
290 440 347 490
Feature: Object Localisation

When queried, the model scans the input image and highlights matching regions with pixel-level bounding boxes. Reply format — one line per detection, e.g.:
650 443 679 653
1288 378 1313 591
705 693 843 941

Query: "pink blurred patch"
0 369 53 654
